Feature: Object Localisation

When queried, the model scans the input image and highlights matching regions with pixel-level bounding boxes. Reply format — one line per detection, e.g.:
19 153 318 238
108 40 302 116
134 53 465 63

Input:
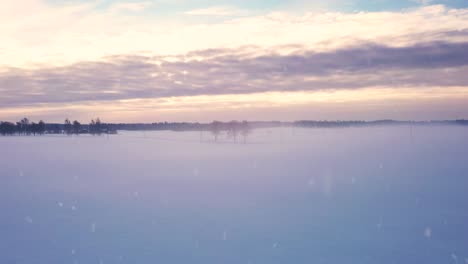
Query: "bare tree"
210 121 222 142
18 118 30 135
240 121 251 144
30 121 45 135
89 118 103 135
38 120 46 135
227 121 239 142
72 120 81 134
0 122 15 135
64 119 72 135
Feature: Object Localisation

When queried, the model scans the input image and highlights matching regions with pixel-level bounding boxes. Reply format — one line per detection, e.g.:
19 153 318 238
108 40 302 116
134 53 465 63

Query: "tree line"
0 118 253 143
0 118 46 135
2 118 466 138
0 117 115 136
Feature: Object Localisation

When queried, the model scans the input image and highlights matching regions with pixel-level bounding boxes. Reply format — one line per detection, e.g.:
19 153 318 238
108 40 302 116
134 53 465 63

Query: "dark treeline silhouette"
1 118 467 137
0 117 116 136
0 118 46 136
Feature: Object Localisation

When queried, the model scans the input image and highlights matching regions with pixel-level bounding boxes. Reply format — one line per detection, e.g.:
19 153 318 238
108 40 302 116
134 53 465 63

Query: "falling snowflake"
25 216 33 224
308 178 315 186
424 227 432 238
376 217 383 229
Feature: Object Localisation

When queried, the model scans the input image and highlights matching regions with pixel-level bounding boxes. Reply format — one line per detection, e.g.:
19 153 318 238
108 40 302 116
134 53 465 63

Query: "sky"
1 0 468 122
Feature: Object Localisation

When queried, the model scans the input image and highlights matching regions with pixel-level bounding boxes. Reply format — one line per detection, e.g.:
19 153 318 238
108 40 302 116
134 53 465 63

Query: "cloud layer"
1 3 468 67
1 39 468 108
1 2 468 121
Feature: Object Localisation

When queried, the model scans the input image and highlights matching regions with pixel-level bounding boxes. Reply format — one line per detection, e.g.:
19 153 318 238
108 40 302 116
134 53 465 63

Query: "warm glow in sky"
1 0 468 122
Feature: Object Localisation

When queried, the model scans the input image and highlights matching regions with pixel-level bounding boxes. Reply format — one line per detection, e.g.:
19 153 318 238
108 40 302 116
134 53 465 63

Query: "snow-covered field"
1 126 468 264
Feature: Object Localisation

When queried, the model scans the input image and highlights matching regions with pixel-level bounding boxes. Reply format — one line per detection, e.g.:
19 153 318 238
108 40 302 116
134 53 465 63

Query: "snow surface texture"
0 126 468 264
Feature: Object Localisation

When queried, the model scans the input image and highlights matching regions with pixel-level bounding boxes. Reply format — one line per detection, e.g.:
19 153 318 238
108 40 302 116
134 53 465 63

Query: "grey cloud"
1 40 468 108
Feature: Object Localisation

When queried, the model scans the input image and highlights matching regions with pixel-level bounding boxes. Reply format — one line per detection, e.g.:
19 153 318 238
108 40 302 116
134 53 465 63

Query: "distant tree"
240 121 251 144
30 122 38 135
15 122 21 134
90 118 103 135
210 121 222 142
38 120 46 135
64 119 72 135
17 118 30 135
90 119 96 134
72 120 81 134
227 121 239 142
95 118 102 134
197 122 204 143
0 122 16 135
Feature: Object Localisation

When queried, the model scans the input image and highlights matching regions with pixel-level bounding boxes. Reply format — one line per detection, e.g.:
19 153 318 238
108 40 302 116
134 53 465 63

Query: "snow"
0 125 468 263
424 227 432 238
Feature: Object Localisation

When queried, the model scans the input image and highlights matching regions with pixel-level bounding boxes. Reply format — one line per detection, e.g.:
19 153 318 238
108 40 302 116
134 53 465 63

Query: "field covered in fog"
1 125 468 264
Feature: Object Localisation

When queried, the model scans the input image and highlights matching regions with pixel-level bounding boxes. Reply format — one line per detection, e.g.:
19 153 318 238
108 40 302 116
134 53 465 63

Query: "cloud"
411 0 434 5
1 40 467 108
184 6 248 16
111 1 154 12
1 3 467 68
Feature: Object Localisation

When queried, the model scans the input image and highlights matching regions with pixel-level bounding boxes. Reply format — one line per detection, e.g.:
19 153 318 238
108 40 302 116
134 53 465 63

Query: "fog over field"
1 125 467 264
2 0 468 263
